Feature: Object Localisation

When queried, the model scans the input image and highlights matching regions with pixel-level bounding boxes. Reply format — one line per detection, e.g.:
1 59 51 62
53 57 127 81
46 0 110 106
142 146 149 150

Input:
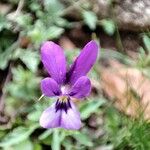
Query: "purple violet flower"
40 40 98 130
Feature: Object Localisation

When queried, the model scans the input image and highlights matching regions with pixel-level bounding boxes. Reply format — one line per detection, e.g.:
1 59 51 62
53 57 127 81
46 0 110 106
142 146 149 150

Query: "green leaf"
28 21 64 45
0 125 39 147
101 19 116 36
15 14 32 28
6 66 41 100
27 110 41 122
143 34 150 52
0 40 17 70
73 132 93 147
0 131 6 139
33 143 42 150
62 139 73 150
10 139 33 150
38 130 52 140
82 10 97 30
19 49 40 72
0 50 11 69
46 26 64 39
0 15 11 31
27 22 43 44
80 98 106 119
54 17 70 27
44 0 64 15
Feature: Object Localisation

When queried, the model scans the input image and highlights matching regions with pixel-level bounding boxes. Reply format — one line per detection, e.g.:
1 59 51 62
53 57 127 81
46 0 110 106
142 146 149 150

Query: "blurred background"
1 0 150 149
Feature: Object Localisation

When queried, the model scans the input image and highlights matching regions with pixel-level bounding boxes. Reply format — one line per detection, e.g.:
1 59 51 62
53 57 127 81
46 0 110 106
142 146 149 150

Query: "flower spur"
40 40 98 130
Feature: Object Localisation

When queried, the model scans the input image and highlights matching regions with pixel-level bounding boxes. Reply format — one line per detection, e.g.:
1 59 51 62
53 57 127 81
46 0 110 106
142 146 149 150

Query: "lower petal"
60 101 81 130
40 102 61 128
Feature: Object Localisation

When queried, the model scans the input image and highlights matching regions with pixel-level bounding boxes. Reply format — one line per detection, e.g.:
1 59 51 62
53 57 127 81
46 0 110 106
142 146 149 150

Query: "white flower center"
61 85 70 95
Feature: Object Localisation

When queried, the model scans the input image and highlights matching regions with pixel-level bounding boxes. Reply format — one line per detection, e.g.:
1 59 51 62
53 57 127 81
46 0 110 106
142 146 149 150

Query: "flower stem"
52 129 60 150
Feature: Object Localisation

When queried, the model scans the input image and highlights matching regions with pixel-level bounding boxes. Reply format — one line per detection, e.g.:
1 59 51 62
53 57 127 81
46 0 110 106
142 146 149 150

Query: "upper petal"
69 76 91 99
40 102 61 128
60 101 81 130
67 40 98 84
41 41 67 84
41 77 61 97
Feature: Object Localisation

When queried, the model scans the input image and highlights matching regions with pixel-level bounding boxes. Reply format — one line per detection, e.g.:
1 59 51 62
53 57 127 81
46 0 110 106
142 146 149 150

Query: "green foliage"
0 15 11 31
6 66 40 100
15 14 32 29
17 49 39 72
73 132 93 147
9 140 33 150
135 33 150 75
0 31 17 69
44 0 64 14
103 107 150 150
28 22 64 45
136 47 150 68
100 19 116 36
0 125 38 147
80 98 106 120
82 10 97 30
38 129 52 140
142 34 150 52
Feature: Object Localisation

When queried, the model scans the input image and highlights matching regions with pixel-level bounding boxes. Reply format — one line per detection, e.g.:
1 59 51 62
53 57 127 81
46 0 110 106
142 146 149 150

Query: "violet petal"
68 40 98 84
69 76 91 99
40 102 61 128
41 77 61 97
60 101 81 130
41 41 67 84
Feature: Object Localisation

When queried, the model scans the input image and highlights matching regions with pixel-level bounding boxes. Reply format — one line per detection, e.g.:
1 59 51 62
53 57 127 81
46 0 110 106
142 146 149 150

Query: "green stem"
52 129 60 150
